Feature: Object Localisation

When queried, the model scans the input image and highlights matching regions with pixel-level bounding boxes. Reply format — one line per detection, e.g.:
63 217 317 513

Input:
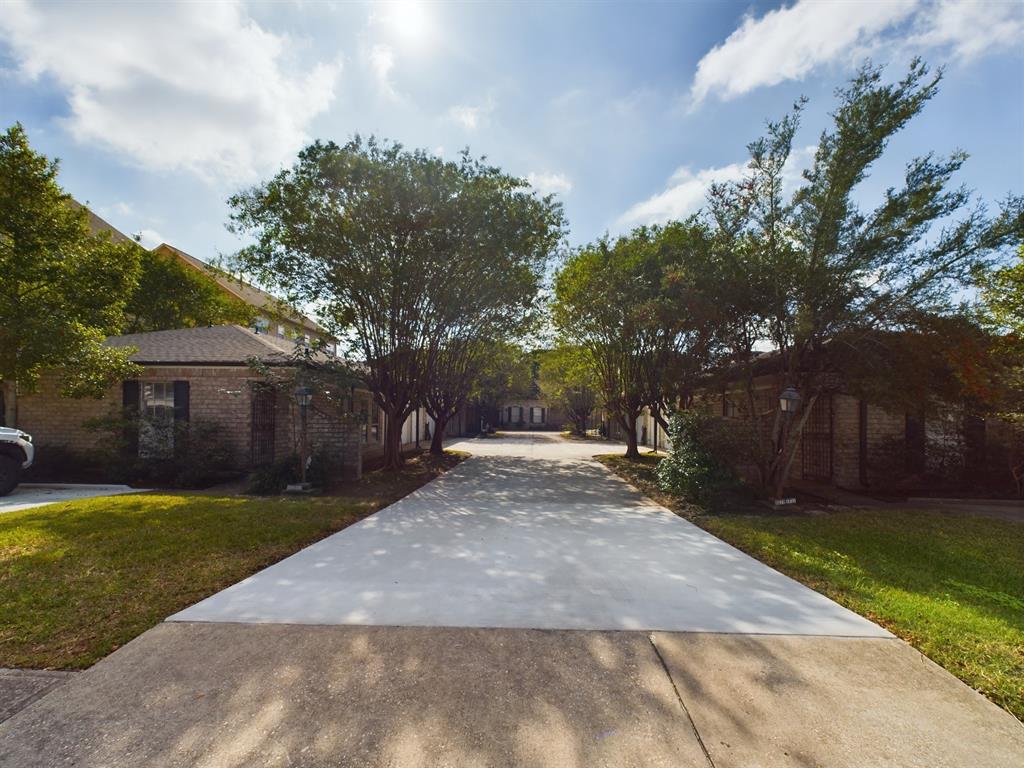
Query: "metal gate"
801 394 833 481
251 386 276 467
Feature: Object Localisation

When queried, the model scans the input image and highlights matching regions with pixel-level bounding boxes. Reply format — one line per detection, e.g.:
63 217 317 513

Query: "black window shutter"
122 380 140 411
905 413 926 473
173 381 190 422
541 407 546 423
122 381 140 456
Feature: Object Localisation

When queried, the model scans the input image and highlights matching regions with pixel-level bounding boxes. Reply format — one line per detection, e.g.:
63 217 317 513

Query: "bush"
657 411 740 504
246 449 343 495
83 413 238 489
247 455 299 495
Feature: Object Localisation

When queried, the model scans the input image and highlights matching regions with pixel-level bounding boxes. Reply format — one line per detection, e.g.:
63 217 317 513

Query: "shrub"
657 411 740 504
247 455 299 495
246 449 343 495
83 413 237 489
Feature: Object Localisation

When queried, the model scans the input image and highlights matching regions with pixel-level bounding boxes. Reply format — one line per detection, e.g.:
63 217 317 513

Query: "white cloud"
0 0 341 183
524 172 573 196
617 145 816 229
691 0 917 106
98 201 136 218
689 0 1024 107
369 43 398 98
447 98 494 131
617 162 747 228
527 171 572 196
138 229 166 248
908 0 1024 60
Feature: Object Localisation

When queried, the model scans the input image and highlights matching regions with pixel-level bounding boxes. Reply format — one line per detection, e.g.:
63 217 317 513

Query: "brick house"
7 204 479 476
16 325 364 478
629 367 1001 494
497 399 564 431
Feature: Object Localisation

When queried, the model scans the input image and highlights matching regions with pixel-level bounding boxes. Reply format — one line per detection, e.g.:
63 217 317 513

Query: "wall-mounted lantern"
779 387 802 414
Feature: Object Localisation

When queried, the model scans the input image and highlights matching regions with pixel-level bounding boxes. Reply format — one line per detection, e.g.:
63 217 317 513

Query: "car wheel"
0 455 19 497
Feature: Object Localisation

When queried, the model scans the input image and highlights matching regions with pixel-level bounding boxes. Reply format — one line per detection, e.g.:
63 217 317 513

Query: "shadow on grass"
0 451 468 670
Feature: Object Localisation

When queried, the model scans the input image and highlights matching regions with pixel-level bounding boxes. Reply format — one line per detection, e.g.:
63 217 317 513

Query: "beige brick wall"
17 366 356 475
831 394 860 488
18 367 259 466
17 373 120 453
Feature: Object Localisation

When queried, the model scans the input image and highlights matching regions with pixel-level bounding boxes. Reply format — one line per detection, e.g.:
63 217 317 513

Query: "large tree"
124 248 255 333
228 137 564 468
705 61 1022 497
0 123 140 427
552 222 716 457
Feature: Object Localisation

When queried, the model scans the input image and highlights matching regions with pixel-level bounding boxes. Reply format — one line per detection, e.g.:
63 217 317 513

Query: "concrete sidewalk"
1 623 1020 768
0 483 144 513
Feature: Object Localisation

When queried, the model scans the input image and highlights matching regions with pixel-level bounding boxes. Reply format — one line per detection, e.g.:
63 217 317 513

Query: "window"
140 382 175 457
253 317 270 334
531 406 544 424
370 403 380 442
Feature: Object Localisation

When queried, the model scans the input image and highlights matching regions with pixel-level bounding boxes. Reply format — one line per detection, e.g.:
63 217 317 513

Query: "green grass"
0 451 464 670
597 452 1024 721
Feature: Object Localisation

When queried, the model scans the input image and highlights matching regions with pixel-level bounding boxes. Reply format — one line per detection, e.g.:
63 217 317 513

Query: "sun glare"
381 0 432 47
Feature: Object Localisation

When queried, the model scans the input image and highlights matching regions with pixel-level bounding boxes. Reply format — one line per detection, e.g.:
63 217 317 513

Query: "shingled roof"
104 325 324 365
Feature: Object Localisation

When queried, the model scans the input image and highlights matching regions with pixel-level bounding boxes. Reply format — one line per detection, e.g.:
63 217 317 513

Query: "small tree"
976 246 1024 495
537 345 598 435
472 342 536 429
423 339 485 453
0 123 140 426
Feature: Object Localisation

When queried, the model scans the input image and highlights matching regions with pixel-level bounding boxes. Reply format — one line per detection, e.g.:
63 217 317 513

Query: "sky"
1 0 1022 266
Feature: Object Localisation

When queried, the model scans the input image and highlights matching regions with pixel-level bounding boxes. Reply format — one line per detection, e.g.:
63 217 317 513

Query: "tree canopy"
703 60 1022 494
124 249 255 334
551 221 716 456
0 123 140 427
228 136 565 467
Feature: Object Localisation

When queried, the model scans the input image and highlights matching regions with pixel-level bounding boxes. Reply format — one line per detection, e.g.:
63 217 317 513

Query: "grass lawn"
0 451 465 670
597 452 1024 721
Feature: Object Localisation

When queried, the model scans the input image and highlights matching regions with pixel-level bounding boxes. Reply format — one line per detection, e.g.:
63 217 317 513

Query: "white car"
0 427 34 496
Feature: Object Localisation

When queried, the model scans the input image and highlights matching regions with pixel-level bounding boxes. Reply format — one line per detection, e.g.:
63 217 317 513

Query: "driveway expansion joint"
647 633 716 768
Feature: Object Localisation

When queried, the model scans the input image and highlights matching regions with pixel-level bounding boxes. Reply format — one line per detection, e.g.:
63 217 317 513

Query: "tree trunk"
619 412 640 459
383 407 405 470
1 381 16 428
430 415 448 454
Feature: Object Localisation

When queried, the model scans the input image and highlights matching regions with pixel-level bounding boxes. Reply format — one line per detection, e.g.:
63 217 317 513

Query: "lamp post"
295 386 313 488
773 386 802 506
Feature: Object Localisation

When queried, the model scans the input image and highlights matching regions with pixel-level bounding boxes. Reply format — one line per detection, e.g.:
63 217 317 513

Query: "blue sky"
1 0 1022 264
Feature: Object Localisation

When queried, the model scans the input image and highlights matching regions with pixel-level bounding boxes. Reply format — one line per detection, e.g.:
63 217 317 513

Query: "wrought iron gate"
801 394 833 481
251 386 276 467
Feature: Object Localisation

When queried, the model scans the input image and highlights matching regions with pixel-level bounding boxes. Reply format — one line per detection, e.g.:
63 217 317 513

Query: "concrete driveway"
172 434 885 636
2 433 1021 767
0 483 142 513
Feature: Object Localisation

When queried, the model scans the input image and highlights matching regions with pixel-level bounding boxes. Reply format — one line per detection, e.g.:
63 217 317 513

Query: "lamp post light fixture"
779 387 802 414
288 386 315 492
772 386 802 508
